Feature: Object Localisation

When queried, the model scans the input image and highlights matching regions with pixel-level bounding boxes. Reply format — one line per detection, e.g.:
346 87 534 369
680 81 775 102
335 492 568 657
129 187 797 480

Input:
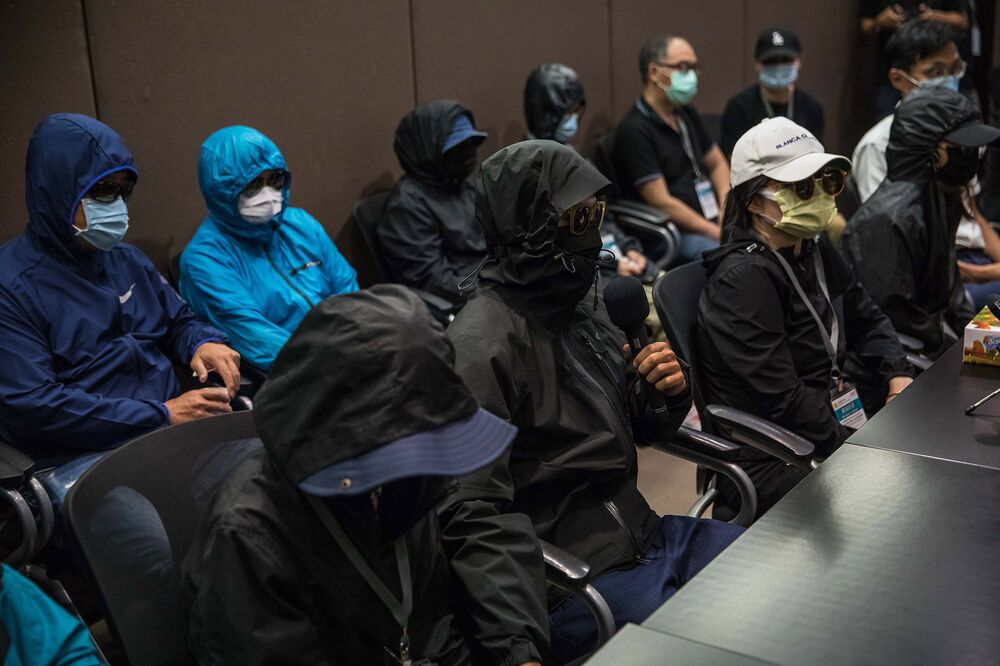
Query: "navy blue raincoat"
0 114 226 462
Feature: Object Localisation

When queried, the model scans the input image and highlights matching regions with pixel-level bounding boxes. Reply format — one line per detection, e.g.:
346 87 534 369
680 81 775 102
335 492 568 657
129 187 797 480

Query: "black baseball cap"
755 27 801 62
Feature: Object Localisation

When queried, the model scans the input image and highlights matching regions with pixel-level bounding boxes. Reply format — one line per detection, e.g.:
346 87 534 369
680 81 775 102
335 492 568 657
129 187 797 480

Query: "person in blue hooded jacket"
0 114 241 466
179 126 359 372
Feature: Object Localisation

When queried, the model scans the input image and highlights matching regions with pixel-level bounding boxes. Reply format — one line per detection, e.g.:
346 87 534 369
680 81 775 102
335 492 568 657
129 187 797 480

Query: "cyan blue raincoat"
179 126 358 371
0 114 227 463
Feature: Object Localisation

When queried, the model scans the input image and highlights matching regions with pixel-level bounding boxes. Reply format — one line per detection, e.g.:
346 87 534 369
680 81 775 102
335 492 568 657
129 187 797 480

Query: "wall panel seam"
408 0 418 106
79 0 101 118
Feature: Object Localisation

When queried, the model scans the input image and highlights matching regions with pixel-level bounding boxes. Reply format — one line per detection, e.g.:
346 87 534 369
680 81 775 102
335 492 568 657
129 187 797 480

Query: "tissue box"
963 306 1000 366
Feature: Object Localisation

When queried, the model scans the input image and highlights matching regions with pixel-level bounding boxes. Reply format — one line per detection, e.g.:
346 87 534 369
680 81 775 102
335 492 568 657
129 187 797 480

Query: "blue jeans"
676 232 719 265
547 515 743 662
957 249 1000 312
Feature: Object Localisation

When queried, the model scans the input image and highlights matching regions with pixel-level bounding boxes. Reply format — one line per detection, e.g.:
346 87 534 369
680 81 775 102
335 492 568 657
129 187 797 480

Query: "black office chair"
63 411 619 665
594 132 680 269
352 193 461 324
0 442 54 569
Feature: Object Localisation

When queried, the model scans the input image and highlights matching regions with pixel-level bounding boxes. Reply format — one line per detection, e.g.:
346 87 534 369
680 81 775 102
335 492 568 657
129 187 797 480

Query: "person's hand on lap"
626 250 648 274
191 342 241 397
626 341 687 396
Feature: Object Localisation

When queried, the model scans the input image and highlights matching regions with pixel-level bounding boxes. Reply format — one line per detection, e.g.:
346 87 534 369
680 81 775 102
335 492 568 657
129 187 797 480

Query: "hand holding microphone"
626 341 687 396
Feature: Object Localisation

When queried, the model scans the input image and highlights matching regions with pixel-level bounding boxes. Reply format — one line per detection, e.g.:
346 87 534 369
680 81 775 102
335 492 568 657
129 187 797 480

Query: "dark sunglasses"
559 200 606 235
87 177 135 203
242 169 288 197
785 168 847 200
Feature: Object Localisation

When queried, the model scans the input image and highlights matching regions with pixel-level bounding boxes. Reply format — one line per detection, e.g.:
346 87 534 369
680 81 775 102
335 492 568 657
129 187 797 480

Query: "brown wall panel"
411 0 612 158
0 0 96 245
610 0 748 121
744 0 863 154
82 0 413 280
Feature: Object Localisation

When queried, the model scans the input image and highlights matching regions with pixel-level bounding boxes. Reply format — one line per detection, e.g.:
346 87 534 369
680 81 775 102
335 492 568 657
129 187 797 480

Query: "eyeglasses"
242 169 288 197
87 177 135 203
783 168 847 200
921 59 967 80
656 61 702 75
559 200 606 235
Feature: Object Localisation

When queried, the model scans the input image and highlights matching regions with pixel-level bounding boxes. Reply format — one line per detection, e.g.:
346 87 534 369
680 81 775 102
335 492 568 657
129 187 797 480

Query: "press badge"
695 178 719 220
830 382 868 429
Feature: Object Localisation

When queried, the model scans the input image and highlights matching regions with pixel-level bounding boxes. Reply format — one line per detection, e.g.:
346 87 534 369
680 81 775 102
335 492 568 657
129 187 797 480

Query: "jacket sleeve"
702 262 848 452
438 327 549 665
379 196 464 302
310 214 359 296
139 254 228 366
186 526 333 666
178 247 290 372
0 284 169 449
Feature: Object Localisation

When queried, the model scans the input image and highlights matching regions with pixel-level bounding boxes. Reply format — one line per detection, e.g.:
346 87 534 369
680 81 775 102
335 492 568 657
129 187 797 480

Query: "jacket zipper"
604 499 650 565
563 337 631 434
264 247 315 307
289 259 323 276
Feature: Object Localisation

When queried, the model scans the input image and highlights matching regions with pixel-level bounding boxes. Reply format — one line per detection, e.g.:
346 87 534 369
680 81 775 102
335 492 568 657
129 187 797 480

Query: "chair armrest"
705 405 816 470
540 539 616 649
608 201 670 226
906 353 933 372
895 332 925 353
410 288 459 314
0 440 34 489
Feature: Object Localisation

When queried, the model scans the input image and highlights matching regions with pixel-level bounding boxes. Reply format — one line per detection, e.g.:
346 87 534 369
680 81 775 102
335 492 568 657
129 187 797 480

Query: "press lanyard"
308 495 414 664
759 87 795 121
770 248 842 385
675 115 705 179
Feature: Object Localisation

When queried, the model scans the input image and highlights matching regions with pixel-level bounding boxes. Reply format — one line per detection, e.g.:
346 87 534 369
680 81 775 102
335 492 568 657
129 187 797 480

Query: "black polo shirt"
719 85 825 159
613 98 715 217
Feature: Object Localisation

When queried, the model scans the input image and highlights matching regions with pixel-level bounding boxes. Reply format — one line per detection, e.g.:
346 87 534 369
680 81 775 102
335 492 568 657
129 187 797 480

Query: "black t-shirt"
860 0 967 75
613 98 715 217
719 85 826 159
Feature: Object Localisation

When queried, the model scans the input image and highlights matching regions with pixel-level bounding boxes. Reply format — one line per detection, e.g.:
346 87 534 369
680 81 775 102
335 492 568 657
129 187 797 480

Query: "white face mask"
238 186 283 225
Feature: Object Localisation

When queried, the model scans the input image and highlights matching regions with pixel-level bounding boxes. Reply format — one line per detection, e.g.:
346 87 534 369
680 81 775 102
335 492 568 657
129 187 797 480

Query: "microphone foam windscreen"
988 294 1000 321
603 276 649 328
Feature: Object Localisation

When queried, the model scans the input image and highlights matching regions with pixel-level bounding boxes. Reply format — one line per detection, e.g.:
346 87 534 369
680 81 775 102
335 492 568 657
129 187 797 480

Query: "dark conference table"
587 342 1000 665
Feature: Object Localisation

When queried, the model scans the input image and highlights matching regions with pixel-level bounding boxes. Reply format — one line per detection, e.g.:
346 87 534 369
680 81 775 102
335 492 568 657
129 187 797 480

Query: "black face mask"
441 141 478 189
936 146 980 188
551 227 605 306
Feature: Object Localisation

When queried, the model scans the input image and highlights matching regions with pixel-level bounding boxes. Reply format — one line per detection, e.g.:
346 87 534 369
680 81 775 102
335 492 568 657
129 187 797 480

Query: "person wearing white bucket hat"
696 117 915 519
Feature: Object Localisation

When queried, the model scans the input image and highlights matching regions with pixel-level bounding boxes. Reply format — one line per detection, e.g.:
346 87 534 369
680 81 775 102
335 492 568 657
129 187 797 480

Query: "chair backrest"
351 192 392 283
64 412 262 666
652 262 712 424
593 131 622 202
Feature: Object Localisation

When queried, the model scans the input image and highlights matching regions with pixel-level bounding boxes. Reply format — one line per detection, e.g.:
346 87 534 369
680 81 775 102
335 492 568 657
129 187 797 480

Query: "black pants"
712 450 811 522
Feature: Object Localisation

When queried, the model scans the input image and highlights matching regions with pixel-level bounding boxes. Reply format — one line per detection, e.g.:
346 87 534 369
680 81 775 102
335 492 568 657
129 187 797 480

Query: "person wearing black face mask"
441 141 743 663
379 101 489 305
843 86 1000 359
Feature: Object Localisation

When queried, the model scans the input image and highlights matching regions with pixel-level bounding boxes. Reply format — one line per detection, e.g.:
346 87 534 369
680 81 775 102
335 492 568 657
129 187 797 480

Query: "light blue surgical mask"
77 196 129 251
554 113 579 143
660 69 698 106
759 62 799 89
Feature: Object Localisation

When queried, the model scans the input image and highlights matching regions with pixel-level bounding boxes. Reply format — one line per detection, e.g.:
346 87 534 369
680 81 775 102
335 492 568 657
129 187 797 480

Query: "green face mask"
758 187 837 239
659 69 698 106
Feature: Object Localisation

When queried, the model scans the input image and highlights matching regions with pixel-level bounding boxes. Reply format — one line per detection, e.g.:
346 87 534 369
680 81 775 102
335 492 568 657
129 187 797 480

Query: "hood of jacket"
524 63 585 140
198 126 289 245
887 85 982 183
394 100 476 188
474 140 609 321
24 113 138 265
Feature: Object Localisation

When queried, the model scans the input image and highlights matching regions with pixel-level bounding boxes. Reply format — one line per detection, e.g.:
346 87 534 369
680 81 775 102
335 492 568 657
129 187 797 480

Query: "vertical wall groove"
408 0 419 106
79 0 101 118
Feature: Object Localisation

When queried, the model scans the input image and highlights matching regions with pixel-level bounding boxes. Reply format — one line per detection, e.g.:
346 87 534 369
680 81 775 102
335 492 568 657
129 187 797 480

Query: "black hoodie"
842 86 980 358
379 100 487 303
523 64 585 140
442 141 691 626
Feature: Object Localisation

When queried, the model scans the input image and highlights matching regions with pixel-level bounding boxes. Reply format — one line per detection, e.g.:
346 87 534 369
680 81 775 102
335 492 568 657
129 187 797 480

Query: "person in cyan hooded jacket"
379 101 488 304
441 141 743 663
0 114 239 466
699 118 914 519
843 86 1000 359
179 126 358 373
184 286 543 666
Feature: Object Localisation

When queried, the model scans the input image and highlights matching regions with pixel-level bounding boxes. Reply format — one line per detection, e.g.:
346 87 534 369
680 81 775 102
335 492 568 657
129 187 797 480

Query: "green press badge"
831 382 868 429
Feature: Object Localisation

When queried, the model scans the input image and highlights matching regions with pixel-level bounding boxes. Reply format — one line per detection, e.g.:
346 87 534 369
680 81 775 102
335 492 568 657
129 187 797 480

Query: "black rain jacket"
441 141 691 623
698 228 913 456
380 100 487 303
523 64 585 140
842 87 979 358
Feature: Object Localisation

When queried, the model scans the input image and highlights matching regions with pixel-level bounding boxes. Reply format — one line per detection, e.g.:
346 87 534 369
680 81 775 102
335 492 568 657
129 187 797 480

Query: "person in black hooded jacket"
379 100 488 305
183 286 545 666
843 86 1000 359
699 117 914 518
441 140 743 663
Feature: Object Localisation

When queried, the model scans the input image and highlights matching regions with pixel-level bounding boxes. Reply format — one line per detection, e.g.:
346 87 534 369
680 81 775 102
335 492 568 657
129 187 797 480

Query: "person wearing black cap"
442 140 743 663
843 86 1000 359
183 286 545 666
719 27 825 161
379 101 489 306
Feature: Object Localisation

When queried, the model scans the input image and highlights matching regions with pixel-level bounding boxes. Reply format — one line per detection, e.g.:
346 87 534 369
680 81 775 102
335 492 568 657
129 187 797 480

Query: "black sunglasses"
242 169 288 197
87 177 136 203
559 200 606 235
785 168 847 200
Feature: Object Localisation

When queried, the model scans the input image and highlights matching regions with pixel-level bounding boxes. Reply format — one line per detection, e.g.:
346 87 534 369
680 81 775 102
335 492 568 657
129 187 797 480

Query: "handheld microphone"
603 276 668 413
966 294 1000 416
